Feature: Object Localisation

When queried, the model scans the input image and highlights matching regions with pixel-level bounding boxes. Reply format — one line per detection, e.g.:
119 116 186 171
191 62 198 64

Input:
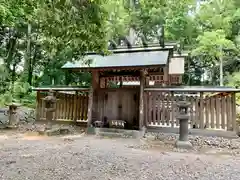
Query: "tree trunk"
23 23 32 83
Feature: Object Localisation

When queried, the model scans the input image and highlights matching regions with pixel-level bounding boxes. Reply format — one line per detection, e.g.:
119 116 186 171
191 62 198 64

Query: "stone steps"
97 131 125 138
88 127 145 139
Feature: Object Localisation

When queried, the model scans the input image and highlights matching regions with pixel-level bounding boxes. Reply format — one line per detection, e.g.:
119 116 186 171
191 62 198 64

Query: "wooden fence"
36 91 88 122
34 87 238 132
144 91 237 131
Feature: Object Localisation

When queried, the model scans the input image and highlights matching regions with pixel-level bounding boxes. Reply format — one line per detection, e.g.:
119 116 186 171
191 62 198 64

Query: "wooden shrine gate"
144 90 237 131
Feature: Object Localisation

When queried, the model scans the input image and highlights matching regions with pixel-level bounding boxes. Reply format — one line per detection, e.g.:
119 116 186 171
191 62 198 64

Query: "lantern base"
175 140 193 149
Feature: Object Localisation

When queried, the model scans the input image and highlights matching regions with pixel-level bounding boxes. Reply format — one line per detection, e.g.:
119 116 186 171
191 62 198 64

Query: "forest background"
0 0 239 107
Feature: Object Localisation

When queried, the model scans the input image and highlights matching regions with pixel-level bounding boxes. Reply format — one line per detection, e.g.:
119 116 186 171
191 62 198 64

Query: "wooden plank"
63 93 67 120
73 92 78 121
210 96 215 129
54 92 58 120
80 94 83 121
163 66 168 86
148 92 152 125
144 92 148 126
81 94 85 120
75 93 79 121
175 95 180 127
194 97 199 128
205 96 210 128
157 95 161 125
66 94 70 120
78 94 82 120
215 97 220 129
85 93 89 121
41 94 45 119
166 93 170 126
81 94 85 121
61 94 65 119
59 94 63 120
226 95 231 130
189 96 195 128
36 91 41 121
221 96 226 130
171 92 175 127
68 94 72 120
152 93 156 125
69 94 73 120
139 70 145 129
161 94 166 126
71 94 75 120
199 92 204 129
57 92 61 120
232 93 237 131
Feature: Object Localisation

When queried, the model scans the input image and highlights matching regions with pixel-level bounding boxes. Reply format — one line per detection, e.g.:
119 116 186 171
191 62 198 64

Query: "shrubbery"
0 80 36 108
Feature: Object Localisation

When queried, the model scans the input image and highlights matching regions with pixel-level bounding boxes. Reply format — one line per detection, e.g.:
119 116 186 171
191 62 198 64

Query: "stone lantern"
43 90 57 129
6 103 21 127
175 99 192 149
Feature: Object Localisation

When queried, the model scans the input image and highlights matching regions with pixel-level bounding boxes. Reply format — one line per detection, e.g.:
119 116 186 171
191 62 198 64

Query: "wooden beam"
139 70 145 130
148 72 164 75
99 71 140 77
232 92 236 131
92 70 100 89
163 66 168 86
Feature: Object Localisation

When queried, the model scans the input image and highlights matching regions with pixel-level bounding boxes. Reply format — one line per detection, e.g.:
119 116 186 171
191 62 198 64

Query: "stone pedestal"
175 140 192 149
175 100 192 149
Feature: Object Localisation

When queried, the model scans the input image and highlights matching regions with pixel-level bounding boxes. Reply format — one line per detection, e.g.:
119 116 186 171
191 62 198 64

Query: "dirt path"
0 133 240 180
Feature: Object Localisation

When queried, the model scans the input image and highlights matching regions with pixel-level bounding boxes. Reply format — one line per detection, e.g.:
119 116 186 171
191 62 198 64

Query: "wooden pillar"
163 66 169 86
73 91 78 122
232 92 236 131
87 70 99 127
199 92 204 129
139 70 146 130
145 76 150 86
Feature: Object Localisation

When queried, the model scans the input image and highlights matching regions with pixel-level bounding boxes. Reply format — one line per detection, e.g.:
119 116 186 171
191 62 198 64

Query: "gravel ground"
0 133 240 180
146 132 240 150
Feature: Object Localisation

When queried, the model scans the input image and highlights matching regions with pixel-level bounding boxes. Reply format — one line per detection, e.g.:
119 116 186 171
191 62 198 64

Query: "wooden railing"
34 86 239 132
144 90 237 131
36 89 89 122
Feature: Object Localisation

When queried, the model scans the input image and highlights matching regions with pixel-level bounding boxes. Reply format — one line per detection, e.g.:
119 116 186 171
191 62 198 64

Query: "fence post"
175 98 192 149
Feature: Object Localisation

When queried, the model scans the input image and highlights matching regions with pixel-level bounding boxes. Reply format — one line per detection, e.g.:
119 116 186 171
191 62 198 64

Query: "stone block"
86 127 96 135
38 126 71 136
175 140 193 149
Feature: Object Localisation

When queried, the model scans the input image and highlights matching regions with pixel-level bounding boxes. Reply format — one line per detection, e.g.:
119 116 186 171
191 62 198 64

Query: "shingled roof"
62 46 172 70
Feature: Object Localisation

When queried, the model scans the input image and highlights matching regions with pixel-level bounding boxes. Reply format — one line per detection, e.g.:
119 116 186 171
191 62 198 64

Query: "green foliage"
226 72 240 104
226 72 240 88
0 64 9 93
0 80 35 108
36 0 109 56
0 91 13 107
12 81 31 98
1 0 240 109
104 0 131 39
192 30 236 66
